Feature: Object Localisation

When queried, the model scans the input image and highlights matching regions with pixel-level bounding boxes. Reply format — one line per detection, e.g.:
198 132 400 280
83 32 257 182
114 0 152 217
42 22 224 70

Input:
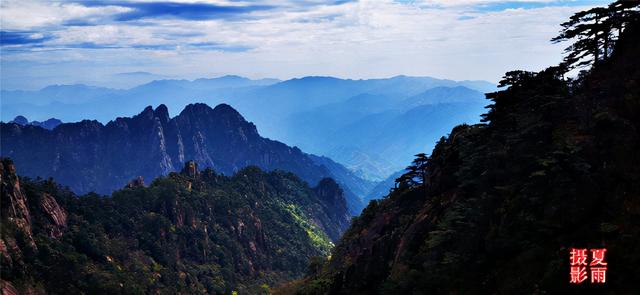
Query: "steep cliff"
0 103 370 214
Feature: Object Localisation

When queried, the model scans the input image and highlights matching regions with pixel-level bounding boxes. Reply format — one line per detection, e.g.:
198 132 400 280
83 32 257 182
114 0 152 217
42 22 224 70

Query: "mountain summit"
0 103 370 214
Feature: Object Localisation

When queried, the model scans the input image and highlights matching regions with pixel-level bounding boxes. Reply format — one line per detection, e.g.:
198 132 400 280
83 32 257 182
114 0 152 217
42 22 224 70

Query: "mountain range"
8 115 62 130
0 103 372 215
1 75 495 183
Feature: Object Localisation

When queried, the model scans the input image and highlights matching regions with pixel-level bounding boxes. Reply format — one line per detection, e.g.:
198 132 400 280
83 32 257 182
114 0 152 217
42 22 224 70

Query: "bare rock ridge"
0 103 370 214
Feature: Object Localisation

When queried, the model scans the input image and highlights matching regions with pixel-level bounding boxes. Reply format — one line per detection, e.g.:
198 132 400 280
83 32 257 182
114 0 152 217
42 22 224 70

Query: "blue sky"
1 0 610 90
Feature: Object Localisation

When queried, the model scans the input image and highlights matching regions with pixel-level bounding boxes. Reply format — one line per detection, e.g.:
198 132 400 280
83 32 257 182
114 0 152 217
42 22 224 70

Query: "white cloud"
0 1 131 30
0 0 610 89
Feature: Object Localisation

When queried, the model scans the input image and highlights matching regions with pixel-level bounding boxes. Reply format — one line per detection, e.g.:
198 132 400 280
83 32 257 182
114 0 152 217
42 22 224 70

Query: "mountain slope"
0 103 369 214
284 15 640 295
0 159 350 294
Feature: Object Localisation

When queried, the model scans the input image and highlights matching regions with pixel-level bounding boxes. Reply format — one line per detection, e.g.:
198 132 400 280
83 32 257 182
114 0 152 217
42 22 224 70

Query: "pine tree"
552 0 639 70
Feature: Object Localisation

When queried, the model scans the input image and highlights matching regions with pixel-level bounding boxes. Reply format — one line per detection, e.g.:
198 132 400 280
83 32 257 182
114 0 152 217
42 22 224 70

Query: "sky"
0 0 610 90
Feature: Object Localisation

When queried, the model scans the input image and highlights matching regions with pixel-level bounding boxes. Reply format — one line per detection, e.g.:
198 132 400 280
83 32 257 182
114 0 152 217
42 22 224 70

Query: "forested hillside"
283 2 640 294
1 159 350 294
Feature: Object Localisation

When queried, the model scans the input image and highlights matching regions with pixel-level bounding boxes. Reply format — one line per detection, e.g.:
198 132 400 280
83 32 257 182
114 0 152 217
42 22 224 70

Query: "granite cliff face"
0 159 34 243
1 159 68 295
1 103 370 214
0 159 350 294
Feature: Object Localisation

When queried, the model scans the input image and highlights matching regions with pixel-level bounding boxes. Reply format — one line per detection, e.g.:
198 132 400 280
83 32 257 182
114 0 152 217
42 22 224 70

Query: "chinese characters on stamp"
570 248 607 284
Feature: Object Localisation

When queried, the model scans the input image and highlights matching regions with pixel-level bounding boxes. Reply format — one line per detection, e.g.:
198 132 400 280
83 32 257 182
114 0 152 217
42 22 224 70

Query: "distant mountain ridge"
1 75 493 123
1 74 495 187
8 115 62 130
0 103 371 214
284 85 489 180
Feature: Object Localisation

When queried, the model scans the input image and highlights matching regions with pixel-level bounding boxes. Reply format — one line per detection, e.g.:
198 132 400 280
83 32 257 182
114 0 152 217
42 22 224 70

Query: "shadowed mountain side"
0 103 370 214
284 13 640 294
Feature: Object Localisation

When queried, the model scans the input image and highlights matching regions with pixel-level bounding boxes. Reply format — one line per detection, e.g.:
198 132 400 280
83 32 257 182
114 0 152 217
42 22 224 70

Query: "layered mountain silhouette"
9 115 62 130
0 103 371 214
1 75 494 183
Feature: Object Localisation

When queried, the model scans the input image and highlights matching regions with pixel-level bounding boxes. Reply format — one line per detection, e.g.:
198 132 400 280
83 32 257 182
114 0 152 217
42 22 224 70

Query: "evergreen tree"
552 0 639 70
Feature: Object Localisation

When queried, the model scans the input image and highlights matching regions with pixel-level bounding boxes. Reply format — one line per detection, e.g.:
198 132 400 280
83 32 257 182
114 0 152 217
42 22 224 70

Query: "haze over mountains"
2 75 495 184
1 103 371 215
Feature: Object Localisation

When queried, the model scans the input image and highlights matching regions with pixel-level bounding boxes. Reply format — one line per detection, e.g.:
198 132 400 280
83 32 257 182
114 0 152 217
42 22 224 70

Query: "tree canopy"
552 0 639 70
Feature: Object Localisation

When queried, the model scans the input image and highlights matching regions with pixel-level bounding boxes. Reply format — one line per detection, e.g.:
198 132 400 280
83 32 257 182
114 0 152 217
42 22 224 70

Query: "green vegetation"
1 163 344 294
286 2 640 294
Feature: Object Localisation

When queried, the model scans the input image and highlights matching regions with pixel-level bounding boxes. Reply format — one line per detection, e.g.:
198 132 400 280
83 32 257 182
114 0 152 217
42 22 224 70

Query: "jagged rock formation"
0 103 370 214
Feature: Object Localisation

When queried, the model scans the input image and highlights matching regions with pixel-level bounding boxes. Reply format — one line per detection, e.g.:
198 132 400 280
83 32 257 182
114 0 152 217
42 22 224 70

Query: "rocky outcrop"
182 160 199 178
1 158 69 293
1 103 369 214
39 193 67 238
126 176 145 188
0 159 33 244
1 279 20 295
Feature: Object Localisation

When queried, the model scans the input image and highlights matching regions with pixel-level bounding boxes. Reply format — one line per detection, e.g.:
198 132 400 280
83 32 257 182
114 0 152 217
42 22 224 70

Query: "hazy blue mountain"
1 84 124 106
281 86 489 180
363 170 404 202
9 115 28 125
7 115 63 130
1 103 370 215
400 86 486 109
0 76 280 123
322 102 486 180
1 75 494 185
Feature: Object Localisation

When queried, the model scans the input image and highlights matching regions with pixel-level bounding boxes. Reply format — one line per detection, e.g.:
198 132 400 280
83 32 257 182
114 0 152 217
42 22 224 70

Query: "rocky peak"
212 103 240 115
139 106 155 119
181 103 213 116
9 116 28 126
154 104 170 123
31 118 63 130
127 176 145 188
182 160 199 178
